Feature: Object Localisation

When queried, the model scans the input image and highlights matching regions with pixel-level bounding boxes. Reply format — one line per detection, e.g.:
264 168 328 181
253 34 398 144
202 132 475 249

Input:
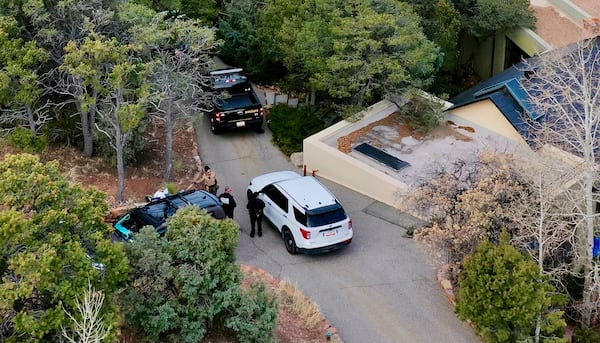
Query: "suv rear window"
294 207 307 226
306 204 347 227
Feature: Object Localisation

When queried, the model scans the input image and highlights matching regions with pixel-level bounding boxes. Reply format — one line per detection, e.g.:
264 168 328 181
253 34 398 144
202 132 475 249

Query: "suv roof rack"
210 68 248 89
210 68 243 75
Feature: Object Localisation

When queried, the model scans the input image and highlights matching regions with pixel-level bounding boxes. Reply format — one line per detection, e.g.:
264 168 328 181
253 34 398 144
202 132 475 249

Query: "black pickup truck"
209 68 264 134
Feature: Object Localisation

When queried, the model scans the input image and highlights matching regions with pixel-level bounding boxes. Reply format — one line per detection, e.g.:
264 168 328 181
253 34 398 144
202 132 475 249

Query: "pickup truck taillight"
215 112 222 122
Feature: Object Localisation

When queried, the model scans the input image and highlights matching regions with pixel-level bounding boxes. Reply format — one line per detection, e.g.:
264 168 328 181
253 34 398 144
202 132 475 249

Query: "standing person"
247 191 265 237
201 165 218 195
218 186 237 219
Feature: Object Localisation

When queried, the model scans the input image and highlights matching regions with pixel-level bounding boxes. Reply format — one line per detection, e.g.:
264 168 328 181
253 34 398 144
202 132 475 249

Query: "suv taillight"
300 228 311 240
349 219 352 230
259 107 264 117
215 112 222 122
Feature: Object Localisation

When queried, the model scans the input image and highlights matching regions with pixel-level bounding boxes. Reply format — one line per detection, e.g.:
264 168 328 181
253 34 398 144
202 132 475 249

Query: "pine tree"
456 232 566 343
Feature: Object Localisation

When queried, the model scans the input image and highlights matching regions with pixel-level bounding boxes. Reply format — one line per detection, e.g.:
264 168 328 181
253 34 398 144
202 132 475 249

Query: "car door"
261 185 289 232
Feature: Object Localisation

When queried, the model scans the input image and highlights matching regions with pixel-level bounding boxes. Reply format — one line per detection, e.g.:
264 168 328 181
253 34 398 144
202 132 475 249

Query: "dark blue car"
114 189 226 242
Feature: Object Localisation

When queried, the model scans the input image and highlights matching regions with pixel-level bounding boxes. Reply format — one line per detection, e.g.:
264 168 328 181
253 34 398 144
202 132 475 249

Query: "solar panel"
354 142 410 171
505 79 543 120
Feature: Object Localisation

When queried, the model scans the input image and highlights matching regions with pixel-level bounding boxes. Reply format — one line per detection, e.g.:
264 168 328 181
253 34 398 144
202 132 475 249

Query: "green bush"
456 232 567 343
572 327 600 343
0 154 129 341
7 127 48 153
268 104 326 156
399 93 444 134
226 281 279 343
121 206 278 342
165 182 179 194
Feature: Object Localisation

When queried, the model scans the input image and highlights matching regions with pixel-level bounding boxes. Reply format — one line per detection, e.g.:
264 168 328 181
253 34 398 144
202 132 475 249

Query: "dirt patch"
337 112 419 153
37 119 199 207
337 114 472 154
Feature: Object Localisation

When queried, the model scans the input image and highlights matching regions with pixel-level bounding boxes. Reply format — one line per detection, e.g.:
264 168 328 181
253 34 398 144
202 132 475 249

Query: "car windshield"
306 204 347 227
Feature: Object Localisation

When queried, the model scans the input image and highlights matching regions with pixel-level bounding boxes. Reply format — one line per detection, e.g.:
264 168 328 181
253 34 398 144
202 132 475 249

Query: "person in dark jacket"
218 186 237 219
247 191 265 237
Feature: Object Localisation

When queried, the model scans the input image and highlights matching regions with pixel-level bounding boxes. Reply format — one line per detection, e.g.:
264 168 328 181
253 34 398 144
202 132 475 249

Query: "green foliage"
263 0 439 109
432 0 461 73
456 232 566 343
313 0 439 108
165 182 179 194
121 206 278 343
225 282 279 343
130 0 180 13
180 0 219 23
0 153 129 342
0 14 49 133
405 0 460 72
399 93 445 134
217 0 285 83
6 127 48 152
268 104 326 156
456 0 536 40
572 327 600 343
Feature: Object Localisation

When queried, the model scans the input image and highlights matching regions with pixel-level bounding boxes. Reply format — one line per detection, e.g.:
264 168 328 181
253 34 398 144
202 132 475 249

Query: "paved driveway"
194 117 480 343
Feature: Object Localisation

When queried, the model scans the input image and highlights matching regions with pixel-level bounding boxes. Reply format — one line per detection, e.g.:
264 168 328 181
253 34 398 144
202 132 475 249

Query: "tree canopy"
121 206 278 343
456 232 566 343
221 0 440 115
0 154 129 342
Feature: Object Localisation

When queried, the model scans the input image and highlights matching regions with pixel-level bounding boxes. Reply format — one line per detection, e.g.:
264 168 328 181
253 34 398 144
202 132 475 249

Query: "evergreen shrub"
7 127 48 152
268 104 325 156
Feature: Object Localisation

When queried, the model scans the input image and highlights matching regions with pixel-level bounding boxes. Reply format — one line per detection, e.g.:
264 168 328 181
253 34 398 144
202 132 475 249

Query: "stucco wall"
449 99 528 144
303 100 410 209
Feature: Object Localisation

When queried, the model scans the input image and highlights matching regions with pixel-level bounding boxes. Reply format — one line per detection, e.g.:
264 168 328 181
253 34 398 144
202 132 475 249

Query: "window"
264 185 288 212
306 204 347 227
294 207 307 226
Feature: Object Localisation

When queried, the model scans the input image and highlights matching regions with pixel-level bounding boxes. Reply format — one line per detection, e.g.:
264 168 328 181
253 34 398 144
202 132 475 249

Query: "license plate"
236 121 246 127
324 230 337 237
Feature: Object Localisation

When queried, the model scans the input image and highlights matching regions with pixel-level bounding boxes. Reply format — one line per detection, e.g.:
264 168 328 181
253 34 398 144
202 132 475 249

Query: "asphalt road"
193 116 480 343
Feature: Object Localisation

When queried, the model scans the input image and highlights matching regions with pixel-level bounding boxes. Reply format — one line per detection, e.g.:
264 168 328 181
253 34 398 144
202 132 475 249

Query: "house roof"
448 36 600 146
448 63 538 142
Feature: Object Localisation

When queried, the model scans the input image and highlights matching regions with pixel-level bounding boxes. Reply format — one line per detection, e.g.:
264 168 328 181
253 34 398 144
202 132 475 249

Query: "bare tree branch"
61 281 111 343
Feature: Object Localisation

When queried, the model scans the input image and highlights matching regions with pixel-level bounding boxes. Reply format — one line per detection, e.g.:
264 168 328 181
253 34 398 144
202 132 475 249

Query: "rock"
290 152 303 167
441 279 453 290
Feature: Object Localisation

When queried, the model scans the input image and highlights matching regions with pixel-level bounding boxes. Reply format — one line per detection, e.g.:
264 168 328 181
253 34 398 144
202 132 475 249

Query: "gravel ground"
532 5 589 47
530 0 596 48
572 0 600 17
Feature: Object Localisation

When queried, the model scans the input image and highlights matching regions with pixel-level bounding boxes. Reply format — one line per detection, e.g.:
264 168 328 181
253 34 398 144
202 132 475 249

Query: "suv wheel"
283 229 297 255
210 122 220 134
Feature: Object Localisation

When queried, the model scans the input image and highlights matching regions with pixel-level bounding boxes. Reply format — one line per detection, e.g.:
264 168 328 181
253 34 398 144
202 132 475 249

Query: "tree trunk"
116 128 126 204
89 88 98 154
581 173 595 327
310 88 316 106
26 105 36 134
164 97 174 183
79 102 94 158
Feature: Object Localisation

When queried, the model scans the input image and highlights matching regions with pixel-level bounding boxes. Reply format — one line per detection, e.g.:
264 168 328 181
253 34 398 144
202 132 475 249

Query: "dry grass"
277 279 325 329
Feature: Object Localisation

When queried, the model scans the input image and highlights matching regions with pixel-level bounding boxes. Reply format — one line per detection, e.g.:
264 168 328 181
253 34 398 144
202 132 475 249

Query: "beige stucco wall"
303 100 410 209
449 99 528 144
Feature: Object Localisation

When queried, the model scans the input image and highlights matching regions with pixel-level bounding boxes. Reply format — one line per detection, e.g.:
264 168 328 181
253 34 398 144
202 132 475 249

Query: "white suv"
247 171 353 254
